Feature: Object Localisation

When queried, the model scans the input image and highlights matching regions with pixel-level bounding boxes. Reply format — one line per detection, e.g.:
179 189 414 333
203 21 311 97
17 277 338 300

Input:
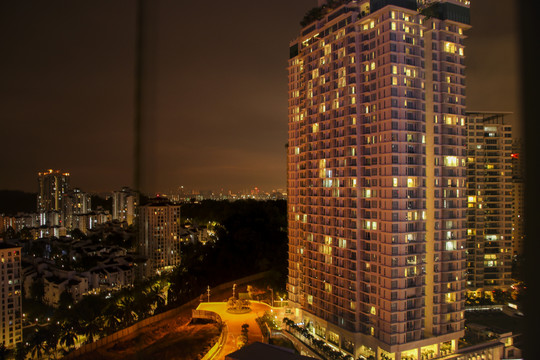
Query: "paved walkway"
196 302 273 360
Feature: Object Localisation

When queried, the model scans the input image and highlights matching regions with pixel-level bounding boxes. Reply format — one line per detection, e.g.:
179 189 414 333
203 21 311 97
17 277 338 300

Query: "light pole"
233 283 237 299
207 286 211 302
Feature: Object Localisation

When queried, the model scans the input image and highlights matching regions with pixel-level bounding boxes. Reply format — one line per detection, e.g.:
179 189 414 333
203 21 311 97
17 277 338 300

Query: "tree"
58 290 73 310
59 321 79 352
114 295 139 325
0 342 9 360
14 341 28 360
44 323 61 359
29 327 48 359
143 279 170 315
74 295 107 343
30 278 45 302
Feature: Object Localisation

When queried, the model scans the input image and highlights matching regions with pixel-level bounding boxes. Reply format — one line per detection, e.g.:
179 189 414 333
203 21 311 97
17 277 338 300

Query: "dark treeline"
170 199 288 304
0 190 37 215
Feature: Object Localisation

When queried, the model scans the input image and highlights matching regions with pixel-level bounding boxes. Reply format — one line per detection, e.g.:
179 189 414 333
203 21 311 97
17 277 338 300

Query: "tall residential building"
112 187 139 226
0 243 22 349
37 169 70 213
511 139 524 257
287 1 469 359
62 188 92 231
37 169 70 226
138 197 181 277
465 112 513 292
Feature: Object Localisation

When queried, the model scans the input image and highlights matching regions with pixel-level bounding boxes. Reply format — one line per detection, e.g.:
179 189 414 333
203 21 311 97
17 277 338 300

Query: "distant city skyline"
0 0 518 194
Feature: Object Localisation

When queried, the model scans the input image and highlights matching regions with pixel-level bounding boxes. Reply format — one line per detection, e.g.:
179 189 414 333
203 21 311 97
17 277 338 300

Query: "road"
196 302 273 359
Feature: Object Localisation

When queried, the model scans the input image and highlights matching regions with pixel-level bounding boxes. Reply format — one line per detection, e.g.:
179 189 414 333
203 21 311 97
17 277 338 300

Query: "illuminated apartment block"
37 169 70 212
287 1 469 358
37 169 70 226
0 243 22 349
62 188 92 231
511 139 524 257
138 197 181 277
465 112 513 291
113 187 139 226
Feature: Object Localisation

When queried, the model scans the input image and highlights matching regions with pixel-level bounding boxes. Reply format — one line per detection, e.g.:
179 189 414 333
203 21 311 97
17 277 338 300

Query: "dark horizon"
0 0 519 194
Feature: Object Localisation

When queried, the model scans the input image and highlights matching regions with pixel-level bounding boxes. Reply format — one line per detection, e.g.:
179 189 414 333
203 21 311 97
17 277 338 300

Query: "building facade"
37 169 70 213
287 1 470 359
465 112 513 292
112 187 139 226
511 139 524 257
62 188 92 231
138 198 181 277
37 169 70 226
0 243 22 348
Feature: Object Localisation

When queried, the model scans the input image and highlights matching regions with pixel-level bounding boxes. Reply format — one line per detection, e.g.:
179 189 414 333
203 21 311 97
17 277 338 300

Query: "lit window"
443 41 457 53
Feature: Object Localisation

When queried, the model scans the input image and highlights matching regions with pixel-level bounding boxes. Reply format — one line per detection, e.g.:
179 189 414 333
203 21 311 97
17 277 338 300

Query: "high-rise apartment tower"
113 187 139 226
0 243 22 349
37 169 70 213
465 112 513 292
138 197 181 277
511 138 524 257
287 1 470 359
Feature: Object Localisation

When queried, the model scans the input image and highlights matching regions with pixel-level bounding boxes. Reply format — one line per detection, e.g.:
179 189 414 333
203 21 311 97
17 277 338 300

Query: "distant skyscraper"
112 187 139 226
511 139 524 257
62 188 91 230
37 169 70 226
465 112 513 292
287 0 469 358
0 243 22 349
138 197 181 277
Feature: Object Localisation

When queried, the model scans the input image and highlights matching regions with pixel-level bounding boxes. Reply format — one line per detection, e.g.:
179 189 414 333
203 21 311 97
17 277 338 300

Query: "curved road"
196 302 273 360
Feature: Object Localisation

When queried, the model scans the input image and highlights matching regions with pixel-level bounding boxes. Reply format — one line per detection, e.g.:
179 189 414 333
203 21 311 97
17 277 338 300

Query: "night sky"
0 0 519 194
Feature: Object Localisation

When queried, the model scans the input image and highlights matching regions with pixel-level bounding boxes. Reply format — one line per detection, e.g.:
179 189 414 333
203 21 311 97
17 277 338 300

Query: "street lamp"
233 283 237 299
207 285 211 302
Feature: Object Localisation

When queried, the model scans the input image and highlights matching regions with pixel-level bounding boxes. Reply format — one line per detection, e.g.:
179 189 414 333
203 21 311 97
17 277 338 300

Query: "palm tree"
44 324 61 359
73 294 107 343
115 295 139 324
29 327 48 359
102 301 122 334
59 320 79 351
14 341 28 360
143 279 170 316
